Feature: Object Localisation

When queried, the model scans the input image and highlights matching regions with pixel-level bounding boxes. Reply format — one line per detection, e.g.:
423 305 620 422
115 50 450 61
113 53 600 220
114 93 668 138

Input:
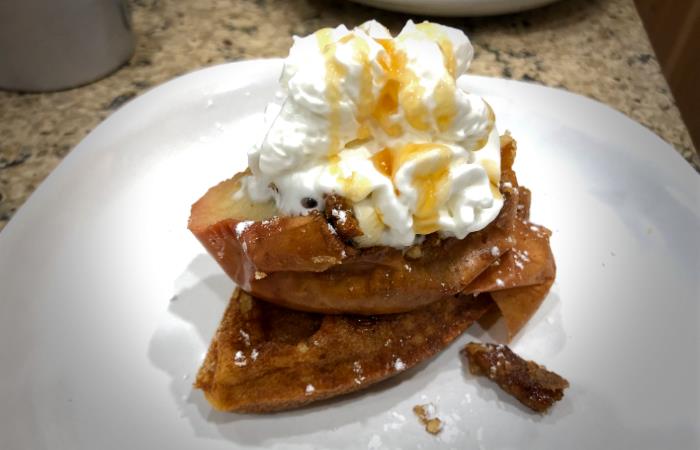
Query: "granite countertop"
1 0 698 231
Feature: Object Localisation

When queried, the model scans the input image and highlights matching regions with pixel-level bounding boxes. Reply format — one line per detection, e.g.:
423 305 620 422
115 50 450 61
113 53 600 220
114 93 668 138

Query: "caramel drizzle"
317 25 497 234
371 143 452 234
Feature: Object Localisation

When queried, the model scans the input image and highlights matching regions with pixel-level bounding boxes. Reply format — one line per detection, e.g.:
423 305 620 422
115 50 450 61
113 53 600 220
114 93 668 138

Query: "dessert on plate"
188 19 556 412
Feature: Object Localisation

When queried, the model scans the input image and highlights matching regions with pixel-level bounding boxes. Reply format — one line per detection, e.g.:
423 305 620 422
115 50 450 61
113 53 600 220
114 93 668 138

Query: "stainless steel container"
0 0 134 92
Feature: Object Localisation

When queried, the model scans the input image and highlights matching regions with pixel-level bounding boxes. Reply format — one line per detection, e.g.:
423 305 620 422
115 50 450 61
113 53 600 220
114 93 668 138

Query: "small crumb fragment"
254 270 268 280
406 246 422 259
413 403 443 435
323 194 362 239
238 291 253 313
353 361 366 384
311 255 339 265
462 342 569 413
425 418 442 435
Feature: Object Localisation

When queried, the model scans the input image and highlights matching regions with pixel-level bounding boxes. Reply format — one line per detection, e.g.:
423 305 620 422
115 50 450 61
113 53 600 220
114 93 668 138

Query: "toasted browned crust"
465 218 555 296
195 290 492 413
324 193 363 240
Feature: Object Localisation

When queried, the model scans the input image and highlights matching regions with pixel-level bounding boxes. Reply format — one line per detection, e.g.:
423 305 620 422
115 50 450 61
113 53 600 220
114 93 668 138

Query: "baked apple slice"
188 137 546 315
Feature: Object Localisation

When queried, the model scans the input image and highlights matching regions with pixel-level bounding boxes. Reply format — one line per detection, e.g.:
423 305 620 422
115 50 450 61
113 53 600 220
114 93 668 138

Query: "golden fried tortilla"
195 290 492 413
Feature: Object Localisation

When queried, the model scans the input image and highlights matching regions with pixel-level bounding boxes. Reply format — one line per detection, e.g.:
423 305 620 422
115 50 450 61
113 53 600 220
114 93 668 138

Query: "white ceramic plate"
1 59 698 450
347 0 563 16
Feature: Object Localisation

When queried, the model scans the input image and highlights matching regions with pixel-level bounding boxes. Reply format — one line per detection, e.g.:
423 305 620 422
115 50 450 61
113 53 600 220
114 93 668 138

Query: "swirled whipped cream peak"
244 20 503 248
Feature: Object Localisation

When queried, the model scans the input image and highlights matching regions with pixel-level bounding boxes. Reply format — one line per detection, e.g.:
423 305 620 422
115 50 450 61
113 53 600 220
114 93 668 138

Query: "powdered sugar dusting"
512 249 529 269
353 361 366 385
332 208 348 225
239 329 250 346
423 403 436 419
382 410 407 432
234 350 247 367
235 220 254 238
367 434 382 450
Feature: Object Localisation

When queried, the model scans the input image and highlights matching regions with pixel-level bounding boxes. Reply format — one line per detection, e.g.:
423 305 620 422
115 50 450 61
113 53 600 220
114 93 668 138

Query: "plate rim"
347 0 564 17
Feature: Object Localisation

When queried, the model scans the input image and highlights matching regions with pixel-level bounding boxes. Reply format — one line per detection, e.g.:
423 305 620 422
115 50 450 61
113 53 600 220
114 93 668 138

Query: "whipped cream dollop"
244 20 503 248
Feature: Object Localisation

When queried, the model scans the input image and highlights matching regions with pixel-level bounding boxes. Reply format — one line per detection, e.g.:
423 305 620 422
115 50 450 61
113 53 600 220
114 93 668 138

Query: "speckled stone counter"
1 0 697 231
